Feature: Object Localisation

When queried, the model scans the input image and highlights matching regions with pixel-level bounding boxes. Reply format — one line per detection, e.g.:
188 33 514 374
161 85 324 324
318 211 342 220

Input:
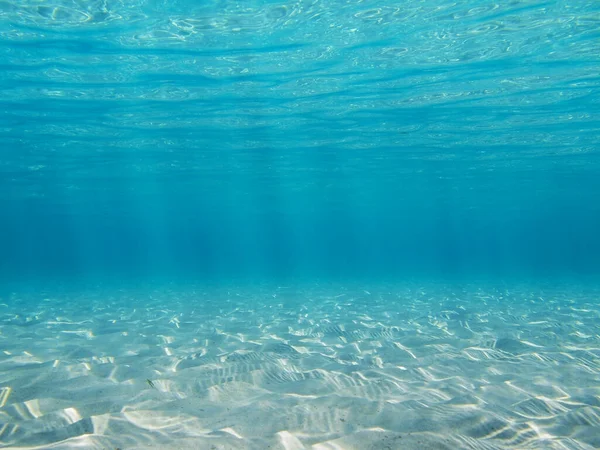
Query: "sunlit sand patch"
0 283 599 448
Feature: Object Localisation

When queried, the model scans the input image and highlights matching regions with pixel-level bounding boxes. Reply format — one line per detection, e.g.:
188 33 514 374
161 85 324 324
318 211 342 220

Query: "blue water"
1 0 599 286
2 3 600 448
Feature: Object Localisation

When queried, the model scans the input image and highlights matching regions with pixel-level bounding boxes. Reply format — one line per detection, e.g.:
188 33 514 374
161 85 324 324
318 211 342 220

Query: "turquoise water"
1 0 599 283
1 1 600 449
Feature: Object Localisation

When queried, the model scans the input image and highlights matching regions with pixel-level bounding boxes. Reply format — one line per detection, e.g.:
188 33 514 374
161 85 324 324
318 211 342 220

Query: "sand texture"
1 283 599 449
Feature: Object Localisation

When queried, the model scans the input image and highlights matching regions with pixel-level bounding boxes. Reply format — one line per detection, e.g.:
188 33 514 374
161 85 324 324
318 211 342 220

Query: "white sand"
1 282 599 449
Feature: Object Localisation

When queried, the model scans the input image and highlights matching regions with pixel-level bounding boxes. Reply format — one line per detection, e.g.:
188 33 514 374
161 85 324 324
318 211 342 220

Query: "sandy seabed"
1 282 599 449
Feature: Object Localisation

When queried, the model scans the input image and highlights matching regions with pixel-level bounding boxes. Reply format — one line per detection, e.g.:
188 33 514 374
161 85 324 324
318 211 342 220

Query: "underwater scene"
1 0 600 448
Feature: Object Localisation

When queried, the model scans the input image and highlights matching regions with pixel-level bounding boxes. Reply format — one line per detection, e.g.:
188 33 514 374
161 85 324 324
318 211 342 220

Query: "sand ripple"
1 283 599 449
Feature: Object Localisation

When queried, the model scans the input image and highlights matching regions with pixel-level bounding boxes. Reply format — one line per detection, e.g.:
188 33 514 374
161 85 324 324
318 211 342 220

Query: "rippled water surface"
2 2 600 280
1 1 600 448
3 1 599 151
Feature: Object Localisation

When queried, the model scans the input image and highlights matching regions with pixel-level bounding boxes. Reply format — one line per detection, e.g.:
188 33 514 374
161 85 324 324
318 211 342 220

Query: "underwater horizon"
1 1 600 449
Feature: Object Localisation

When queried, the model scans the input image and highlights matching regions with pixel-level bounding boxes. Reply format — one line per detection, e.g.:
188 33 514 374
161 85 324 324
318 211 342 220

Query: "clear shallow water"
1 0 599 280
1 0 600 448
